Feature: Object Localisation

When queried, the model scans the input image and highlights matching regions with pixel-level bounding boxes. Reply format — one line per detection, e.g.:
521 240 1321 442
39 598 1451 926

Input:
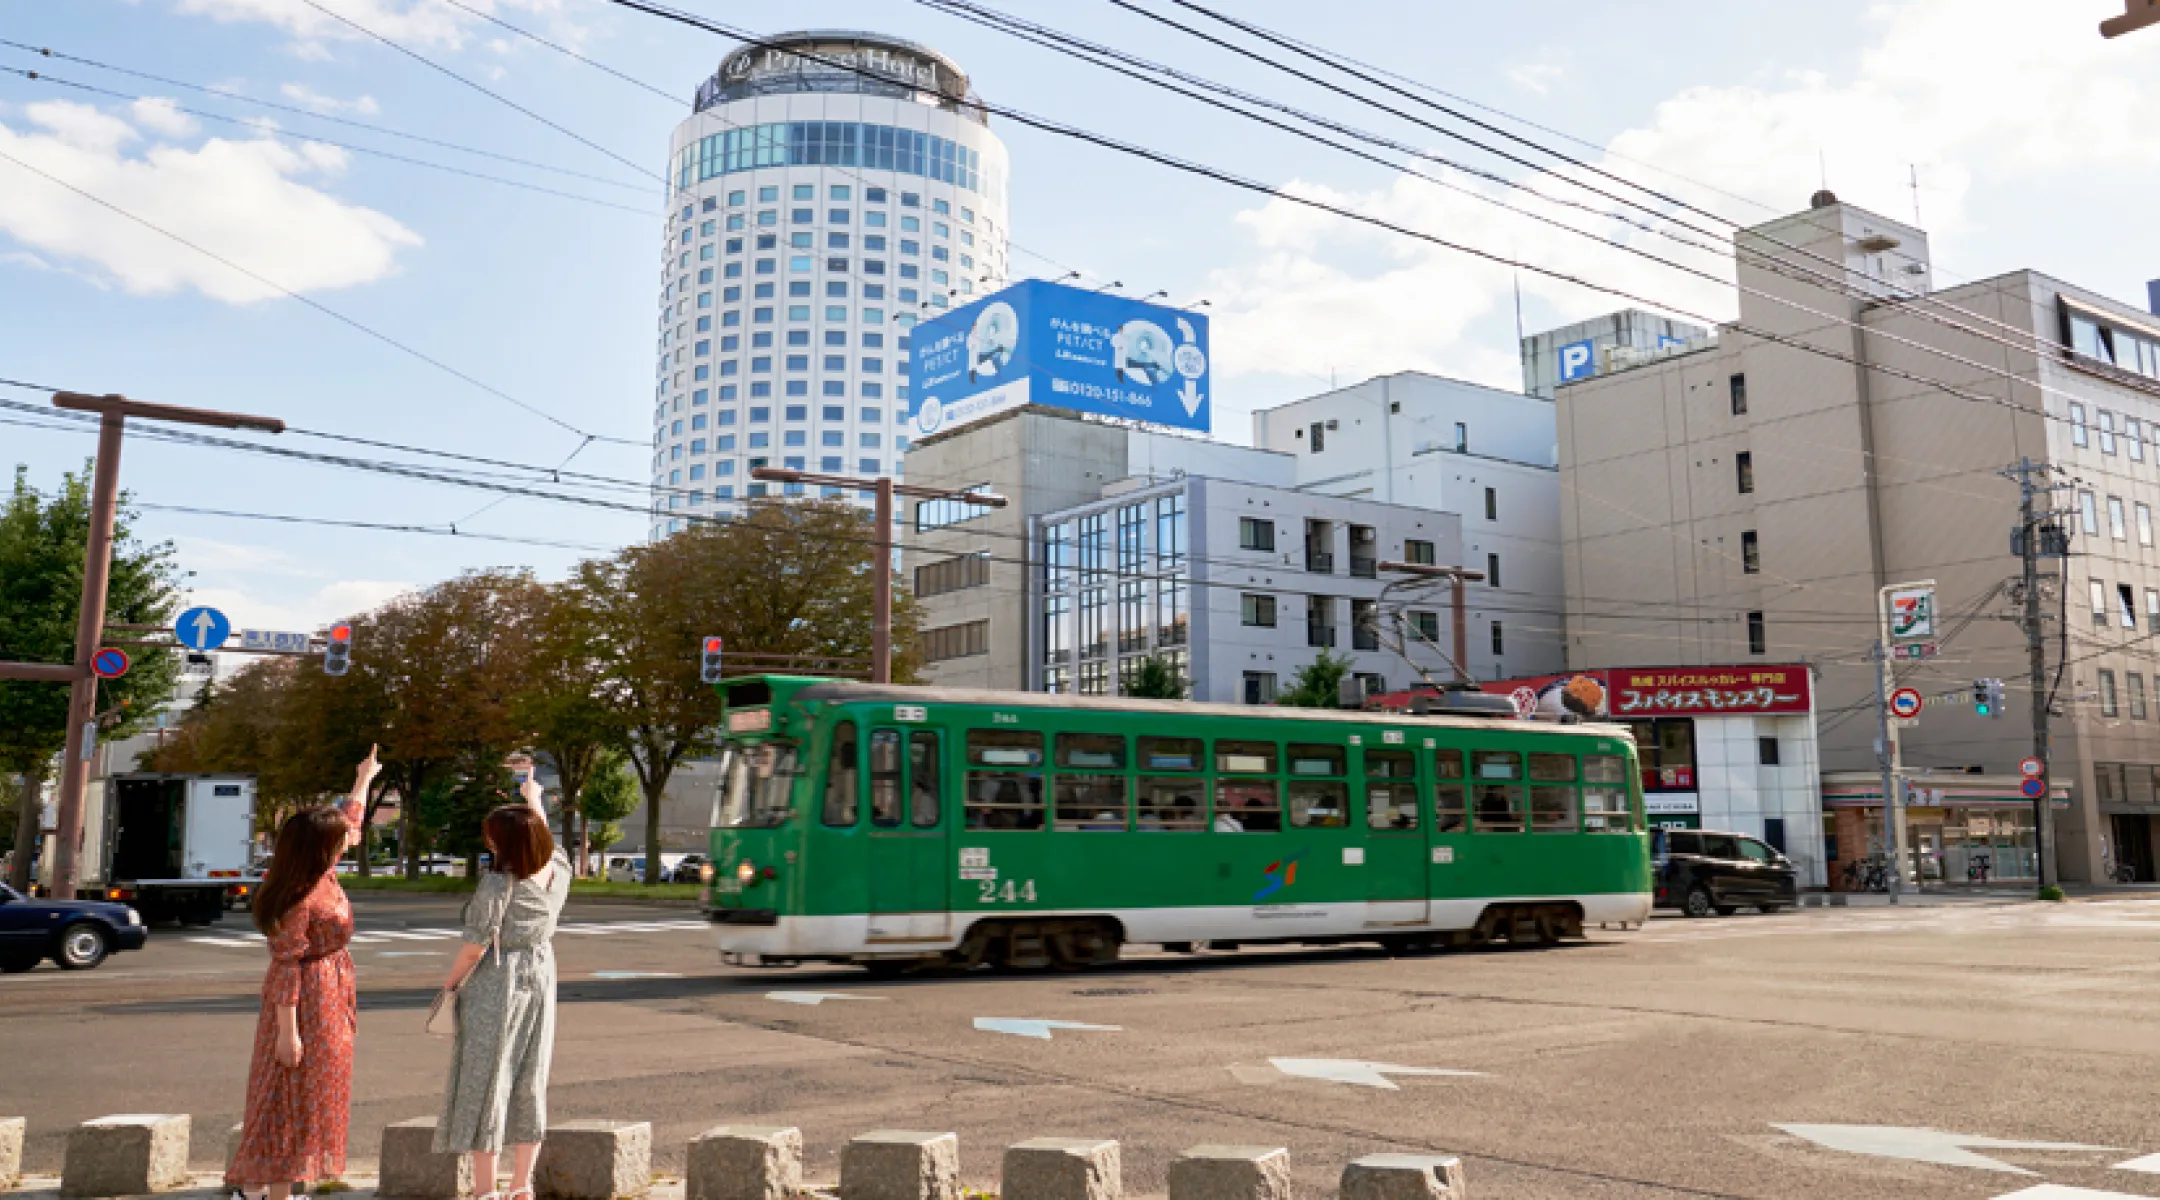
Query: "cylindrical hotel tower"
651 31 1012 534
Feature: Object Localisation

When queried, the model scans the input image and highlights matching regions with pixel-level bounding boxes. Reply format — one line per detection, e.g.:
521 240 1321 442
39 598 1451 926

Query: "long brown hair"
253 808 349 935
483 805 554 879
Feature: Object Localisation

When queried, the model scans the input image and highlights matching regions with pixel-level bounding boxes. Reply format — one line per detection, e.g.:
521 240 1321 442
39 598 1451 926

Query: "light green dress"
434 850 572 1154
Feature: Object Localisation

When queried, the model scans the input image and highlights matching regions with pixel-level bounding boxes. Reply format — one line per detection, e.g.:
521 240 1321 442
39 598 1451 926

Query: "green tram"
703 677 1653 971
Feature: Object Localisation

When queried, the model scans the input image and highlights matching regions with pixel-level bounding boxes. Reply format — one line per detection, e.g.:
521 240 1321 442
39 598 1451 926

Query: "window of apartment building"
915 552 990 598
1158 580 1189 646
1239 517 1275 552
2071 401 2089 447
1735 451 1754 495
1490 620 1505 656
1043 523 1072 592
1307 596 1337 648
1486 552 1502 588
2133 673 2151 721
1079 588 1107 658
1455 422 1469 453
2121 584 2139 629
2092 578 2109 626
1351 598 1381 651
1484 488 1498 521
1747 611 1766 655
1410 610 1441 644
2100 411 2119 455
915 482 994 532
1404 538 1436 566
2081 490 2100 535
2132 418 2147 463
1242 672 1278 705
1758 736 1780 766
1241 594 1277 628
920 619 989 663
1118 580 1148 653
1742 530 1761 574
1156 493 1187 571
2147 589 2159 629
1309 422 1326 452
2143 503 2157 548
1729 373 1748 415
2110 496 2128 540
2100 669 2120 718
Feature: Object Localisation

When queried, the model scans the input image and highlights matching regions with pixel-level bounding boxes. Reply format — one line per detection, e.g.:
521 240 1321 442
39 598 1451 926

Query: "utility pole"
2004 457 2069 893
748 467 1007 684
2102 0 2160 37
1375 560 1486 685
1870 640 1905 903
0 392 283 899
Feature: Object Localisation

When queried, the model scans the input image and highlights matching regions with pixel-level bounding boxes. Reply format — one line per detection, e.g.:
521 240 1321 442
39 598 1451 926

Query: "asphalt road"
5 893 2160 1200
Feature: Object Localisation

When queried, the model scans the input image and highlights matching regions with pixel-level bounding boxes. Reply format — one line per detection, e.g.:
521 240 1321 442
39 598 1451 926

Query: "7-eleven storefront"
1820 774 2070 888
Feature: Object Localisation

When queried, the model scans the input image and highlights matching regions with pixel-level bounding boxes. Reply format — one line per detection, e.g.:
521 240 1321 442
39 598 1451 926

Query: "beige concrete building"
1558 192 2160 885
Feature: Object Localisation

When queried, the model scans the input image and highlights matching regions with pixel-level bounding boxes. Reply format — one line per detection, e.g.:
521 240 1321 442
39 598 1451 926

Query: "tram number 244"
977 878 1039 904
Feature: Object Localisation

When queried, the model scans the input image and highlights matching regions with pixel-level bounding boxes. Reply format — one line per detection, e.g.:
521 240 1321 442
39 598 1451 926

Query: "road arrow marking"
1990 1187 2160 1199
973 1018 1122 1040
2113 1153 2160 1174
766 991 884 1006
1774 1125 2117 1174
1267 1059 1484 1090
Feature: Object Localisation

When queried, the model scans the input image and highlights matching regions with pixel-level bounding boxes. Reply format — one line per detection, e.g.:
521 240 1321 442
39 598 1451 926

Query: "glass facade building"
652 31 1011 535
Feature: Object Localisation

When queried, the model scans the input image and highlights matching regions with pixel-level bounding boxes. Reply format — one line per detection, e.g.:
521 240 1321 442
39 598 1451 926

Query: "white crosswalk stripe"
179 916 698 952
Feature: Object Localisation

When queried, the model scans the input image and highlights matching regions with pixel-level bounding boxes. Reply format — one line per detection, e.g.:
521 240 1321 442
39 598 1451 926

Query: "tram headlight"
737 860 758 888
699 862 715 883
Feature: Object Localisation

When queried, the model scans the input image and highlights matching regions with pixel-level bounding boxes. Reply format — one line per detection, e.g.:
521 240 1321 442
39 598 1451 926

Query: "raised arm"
347 744 383 816
520 774 546 815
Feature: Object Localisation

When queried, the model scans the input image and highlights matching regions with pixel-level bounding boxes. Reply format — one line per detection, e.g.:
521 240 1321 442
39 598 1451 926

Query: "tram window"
1584 754 1629 785
1472 750 1521 781
1139 737 1203 771
1529 752 1578 783
1213 779 1281 832
1474 784 1525 833
1288 744 1346 777
965 772 1044 830
909 732 941 828
1433 748 1466 780
1135 778 1206 830
1530 786 1578 833
1366 749 1418 830
869 729 904 827
1433 783 1469 833
1216 740 1278 774
1366 749 1416 779
968 728 1044 766
1583 786 1631 832
1056 732 1127 769
1055 774 1130 831
823 721 859 827
1289 781 1350 828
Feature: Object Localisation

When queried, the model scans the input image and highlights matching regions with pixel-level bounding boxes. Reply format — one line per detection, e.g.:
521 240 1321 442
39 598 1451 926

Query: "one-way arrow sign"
1267 1058 1484 1090
1775 1125 2116 1174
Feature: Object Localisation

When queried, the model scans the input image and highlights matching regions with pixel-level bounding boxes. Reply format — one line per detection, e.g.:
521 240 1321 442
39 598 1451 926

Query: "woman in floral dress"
226 749 379 1200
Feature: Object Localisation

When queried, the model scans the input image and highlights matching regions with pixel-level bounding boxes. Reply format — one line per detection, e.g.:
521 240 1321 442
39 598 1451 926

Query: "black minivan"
1653 828 1800 917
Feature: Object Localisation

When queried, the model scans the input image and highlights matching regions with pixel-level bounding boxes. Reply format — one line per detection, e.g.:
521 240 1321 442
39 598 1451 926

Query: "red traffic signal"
329 624 353 644
704 637 723 653
323 622 355 677
700 636 725 684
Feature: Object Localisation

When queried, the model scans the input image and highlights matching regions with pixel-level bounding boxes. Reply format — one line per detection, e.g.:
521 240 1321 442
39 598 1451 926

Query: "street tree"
1124 655 1189 701
514 584 615 875
573 750 638 877
1277 649 1356 709
0 465 181 891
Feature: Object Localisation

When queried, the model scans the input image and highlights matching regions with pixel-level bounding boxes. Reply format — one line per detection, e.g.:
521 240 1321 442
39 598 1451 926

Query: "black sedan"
0 882 148 971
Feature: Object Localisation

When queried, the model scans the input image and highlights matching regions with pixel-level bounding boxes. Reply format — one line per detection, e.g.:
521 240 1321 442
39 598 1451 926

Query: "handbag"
424 891 504 1038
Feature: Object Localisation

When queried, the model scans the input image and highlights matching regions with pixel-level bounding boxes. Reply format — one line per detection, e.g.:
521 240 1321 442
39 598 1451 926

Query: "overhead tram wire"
0 148 641 448
290 0 664 186
602 0 2137 464
1131 0 2072 369
941 0 2123 426
0 67 656 217
0 39 657 193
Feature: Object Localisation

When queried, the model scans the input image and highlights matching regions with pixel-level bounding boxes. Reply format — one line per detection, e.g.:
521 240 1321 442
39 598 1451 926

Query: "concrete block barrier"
1340 1154 1465 1200
841 1131 959 1200
537 1120 651 1200
1003 1138 1120 1200
687 1126 801 1200
0 1117 23 1191
379 1117 473 1199
61 1114 190 1197
1167 1145 1290 1200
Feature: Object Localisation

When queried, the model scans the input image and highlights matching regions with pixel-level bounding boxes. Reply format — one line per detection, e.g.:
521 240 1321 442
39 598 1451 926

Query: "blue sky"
2 0 2155 634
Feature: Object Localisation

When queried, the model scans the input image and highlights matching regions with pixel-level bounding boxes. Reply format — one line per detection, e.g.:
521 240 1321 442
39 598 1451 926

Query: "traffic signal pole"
2007 457 2058 892
13 392 283 899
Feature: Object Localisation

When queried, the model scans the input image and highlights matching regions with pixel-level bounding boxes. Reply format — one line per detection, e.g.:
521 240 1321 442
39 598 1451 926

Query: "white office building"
650 32 1012 534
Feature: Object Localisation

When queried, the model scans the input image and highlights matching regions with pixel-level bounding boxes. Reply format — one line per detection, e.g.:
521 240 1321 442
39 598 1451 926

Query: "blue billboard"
907 280 1211 440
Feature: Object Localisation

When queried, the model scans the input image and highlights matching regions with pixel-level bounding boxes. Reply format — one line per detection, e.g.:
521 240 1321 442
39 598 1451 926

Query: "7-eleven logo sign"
1888 586 1936 641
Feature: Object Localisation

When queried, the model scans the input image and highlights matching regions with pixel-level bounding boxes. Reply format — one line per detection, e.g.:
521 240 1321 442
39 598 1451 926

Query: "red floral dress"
226 872 357 1187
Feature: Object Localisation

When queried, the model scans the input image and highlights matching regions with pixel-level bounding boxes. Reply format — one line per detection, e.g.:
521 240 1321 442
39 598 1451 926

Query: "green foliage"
1277 649 1356 708
2039 884 2066 902
577 751 639 826
1124 655 1189 700
418 755 515 862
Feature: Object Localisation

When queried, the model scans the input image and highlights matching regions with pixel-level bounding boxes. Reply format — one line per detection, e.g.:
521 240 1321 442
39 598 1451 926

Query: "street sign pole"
1876 578 1937 901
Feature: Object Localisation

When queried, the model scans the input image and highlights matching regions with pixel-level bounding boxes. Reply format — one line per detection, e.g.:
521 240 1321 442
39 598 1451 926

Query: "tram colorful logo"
1255 850 1306 902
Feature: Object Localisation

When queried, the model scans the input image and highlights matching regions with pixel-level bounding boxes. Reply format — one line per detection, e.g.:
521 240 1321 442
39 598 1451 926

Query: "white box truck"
42 773 258 924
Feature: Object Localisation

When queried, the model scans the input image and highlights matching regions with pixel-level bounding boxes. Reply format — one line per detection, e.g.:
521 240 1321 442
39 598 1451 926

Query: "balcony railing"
1305 551 1335 574
1307 625 1337 649
1352 627 1381 652
1349 555 1378 579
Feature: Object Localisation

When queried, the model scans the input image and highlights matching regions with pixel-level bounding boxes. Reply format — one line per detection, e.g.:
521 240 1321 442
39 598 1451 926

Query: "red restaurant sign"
1371 665 1814 721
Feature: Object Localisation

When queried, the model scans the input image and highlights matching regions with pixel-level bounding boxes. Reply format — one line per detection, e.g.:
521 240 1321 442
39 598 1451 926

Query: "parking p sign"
1558 338 1598 383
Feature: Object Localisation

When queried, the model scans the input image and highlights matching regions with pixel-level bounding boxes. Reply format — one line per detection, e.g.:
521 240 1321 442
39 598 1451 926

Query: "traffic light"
1973 677 2004 718
700 636 725 684
323 623 353 677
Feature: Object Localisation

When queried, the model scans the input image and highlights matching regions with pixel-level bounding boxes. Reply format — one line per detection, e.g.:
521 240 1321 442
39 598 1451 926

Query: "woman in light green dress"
434 780 572 1200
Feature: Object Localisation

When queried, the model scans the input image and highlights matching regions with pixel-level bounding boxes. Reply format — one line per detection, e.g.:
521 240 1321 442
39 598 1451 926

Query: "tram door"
865 728 949 941
1361 743 1430 926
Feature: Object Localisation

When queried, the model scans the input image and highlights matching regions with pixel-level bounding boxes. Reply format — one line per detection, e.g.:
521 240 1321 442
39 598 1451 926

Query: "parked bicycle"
1967 854 1993 884
1842 855 1893 893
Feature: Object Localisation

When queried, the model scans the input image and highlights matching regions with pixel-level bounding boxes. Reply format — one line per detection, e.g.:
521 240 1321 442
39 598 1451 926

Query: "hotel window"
2081 490 2099 534
2110 496 2128 540
2100 669 2120 718
2071 402 2089 447
2091 578 2109 626
2133 674 2150 721
2132 418 2147 462
2140 503 2154 547
2101 411 2119 455
2121 584 2139 629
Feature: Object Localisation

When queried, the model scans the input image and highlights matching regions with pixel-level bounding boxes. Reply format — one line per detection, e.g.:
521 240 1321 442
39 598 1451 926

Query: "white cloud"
186 579 417 636
129 97 199 138
1506 62 1564 95
0 99 422 304
173 0 592 54
1208 0 2160 387
278 82 381 115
